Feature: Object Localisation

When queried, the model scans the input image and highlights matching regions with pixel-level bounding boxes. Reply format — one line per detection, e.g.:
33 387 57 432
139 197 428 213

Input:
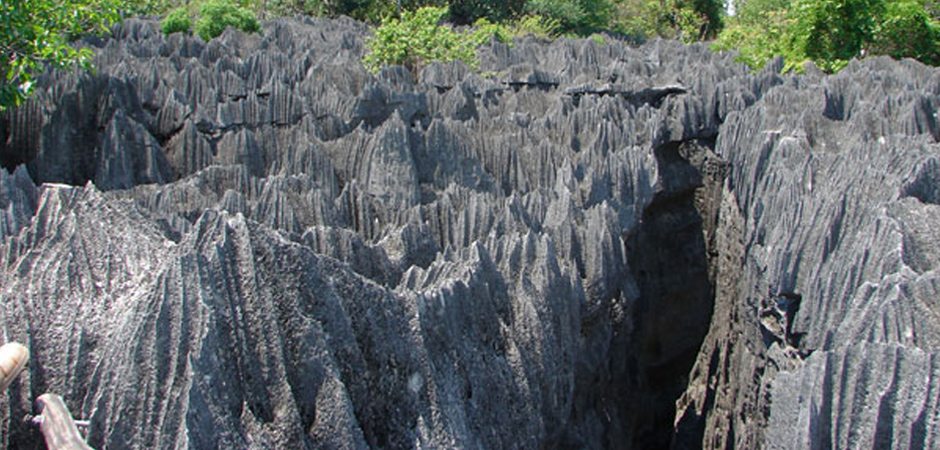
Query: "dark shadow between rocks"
629 138 723 449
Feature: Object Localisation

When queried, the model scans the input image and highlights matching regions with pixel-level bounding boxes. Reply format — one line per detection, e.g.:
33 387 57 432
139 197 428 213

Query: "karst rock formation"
1 17 939 449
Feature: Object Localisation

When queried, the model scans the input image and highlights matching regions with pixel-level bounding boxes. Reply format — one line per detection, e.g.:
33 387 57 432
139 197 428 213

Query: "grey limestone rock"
0 15 938 450
675 57 940 449
0 166 38 241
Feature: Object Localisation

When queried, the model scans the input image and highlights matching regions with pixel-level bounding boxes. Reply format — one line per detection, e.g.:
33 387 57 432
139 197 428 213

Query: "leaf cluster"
159 0 260 41
510 14 563 39
362 6 504 74
715 0 940 72
525 0 614 35
161 7 192 34
146 0 726 44
195 0 260 40
869 0 940 65
609 0 723 42
361 5 572 75
263 0 397 23
0 0 123 110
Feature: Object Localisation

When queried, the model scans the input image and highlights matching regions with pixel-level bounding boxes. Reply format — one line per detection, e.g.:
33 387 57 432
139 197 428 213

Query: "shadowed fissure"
630 138 723 448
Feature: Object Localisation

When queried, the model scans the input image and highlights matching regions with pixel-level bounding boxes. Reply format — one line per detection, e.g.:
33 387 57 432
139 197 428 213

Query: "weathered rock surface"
0 16 937 450
675 58 940 449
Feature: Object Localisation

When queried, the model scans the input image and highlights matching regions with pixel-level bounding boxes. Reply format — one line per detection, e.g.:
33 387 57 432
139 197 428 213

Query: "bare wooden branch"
34 394 93 450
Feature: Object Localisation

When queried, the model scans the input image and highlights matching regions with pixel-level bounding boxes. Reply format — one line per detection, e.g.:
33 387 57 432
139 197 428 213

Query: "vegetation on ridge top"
1 0 938 111
714 0 940 72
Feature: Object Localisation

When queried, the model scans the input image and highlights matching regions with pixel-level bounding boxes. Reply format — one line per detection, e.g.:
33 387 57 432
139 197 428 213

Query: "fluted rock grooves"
0 17 938 449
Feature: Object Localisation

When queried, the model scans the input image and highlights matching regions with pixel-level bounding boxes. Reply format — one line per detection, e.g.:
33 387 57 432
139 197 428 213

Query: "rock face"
674 58 940 449
0 17 937 450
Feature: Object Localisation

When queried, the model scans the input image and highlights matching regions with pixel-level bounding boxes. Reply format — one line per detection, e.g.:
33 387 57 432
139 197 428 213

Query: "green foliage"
264 0 396 22
362 6 520 74
713 0 802 69
610 0 723 42
448 0 528 24
526 0 585 26
609 0 660 39
470 18 513 45
526 0 612 34
467 14 561 42
265 0 527 25
263 0 323 17
194 0 260 41
135 0 730 43
0 0 123 110
123 0 183 15
691 0 725 37
161 7 192 34
716 0 940 72
787 0 881 72
869 0 940 65
363 6 478 73
511 14 563 38
734 0 791 21
670 2 712 41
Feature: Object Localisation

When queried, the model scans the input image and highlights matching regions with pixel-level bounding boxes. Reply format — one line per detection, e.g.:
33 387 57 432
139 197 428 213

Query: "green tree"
264 0 395 21
611 0 723 42
716 0 939 72
0 0 124 110
868 0 940 65
787 0 882 71
526 0 613 34
713 0 799 68
448 0 527 24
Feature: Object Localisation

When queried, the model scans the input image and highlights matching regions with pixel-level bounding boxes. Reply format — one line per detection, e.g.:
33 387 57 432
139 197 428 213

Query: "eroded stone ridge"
0 17 937 449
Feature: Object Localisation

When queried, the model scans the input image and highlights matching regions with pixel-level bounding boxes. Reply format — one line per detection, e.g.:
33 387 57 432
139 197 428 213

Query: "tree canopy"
0 0 124 110
715 0 940 72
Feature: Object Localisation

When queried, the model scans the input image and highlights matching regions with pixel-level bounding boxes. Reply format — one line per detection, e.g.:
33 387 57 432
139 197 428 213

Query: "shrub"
468 14 562 41
194 0 261 41
125 0 180 16
511 14 562 38
161 7 192 34
470 18 513 46
363 6 482 73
